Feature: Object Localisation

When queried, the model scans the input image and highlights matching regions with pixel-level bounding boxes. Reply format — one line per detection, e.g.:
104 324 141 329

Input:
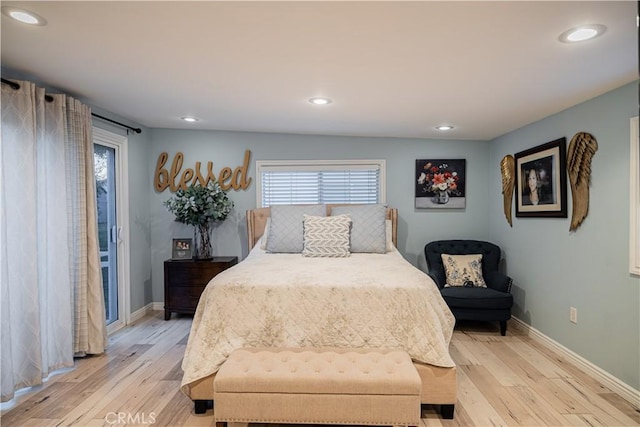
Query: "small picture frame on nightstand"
172 238 192 260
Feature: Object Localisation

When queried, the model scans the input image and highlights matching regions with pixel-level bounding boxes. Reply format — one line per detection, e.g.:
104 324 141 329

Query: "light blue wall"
148 130 490 303
488 81 640 390
125 128 153 313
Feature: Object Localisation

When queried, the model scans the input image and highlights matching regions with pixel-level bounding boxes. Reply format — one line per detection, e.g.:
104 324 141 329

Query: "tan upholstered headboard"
246 205 398 251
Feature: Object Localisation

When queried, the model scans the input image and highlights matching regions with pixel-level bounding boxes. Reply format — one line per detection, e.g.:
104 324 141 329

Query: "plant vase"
164 182 234 259
434 190 450 204
193 223 213 260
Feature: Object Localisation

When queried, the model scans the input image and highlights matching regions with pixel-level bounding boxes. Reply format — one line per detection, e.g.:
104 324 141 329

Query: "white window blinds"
257 160 385 207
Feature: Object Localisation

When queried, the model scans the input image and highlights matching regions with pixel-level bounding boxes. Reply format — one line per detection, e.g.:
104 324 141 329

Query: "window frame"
256 159 386 208
93 127 131 333
630 116 639 276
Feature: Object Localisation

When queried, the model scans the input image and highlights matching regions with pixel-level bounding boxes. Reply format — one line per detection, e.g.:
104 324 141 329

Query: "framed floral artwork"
415 159 466 209
515 137 567 218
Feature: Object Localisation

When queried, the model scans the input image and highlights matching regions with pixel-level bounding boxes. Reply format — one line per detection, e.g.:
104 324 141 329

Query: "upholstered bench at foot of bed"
213 347 422 426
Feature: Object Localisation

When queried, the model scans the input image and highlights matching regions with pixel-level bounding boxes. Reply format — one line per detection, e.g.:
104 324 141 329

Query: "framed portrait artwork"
172 238 193 260
415 159 466 209
515 137 568 218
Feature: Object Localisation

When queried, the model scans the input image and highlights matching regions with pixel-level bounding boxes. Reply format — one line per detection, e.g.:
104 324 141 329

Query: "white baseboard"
130 303 155 323
512 317 640 407
151 302 164 311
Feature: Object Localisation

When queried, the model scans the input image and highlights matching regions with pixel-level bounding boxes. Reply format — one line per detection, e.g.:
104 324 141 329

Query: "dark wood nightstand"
163 256 238 320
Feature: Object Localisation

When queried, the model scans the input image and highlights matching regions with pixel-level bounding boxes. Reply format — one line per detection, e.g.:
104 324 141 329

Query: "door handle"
110 226 117 244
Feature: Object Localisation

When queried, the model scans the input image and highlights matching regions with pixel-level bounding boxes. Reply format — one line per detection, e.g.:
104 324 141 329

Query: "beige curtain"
63 97 107 356
1 80 106 402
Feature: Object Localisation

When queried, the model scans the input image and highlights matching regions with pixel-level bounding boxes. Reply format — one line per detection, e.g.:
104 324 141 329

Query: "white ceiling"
1 1 637 140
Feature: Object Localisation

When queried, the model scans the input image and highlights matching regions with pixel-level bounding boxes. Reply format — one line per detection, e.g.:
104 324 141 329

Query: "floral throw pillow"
441 254 487 288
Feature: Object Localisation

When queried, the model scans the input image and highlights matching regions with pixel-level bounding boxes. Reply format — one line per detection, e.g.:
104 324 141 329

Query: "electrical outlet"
570 307 577 324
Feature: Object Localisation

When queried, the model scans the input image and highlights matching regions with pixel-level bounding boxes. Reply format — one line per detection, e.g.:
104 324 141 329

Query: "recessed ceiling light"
181 117 199 122
309 97 332 105
1 6 47 25
559 24 606 43
435 125 454 131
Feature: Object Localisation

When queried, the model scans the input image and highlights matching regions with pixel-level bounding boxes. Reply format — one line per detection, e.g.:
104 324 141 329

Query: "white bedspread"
180 245 455 396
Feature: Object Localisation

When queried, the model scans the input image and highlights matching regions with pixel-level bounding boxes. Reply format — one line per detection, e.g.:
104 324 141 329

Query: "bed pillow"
266 204 326 253
441 254 487 287
259 218 271 250
302 214 351 257
385 219 394 251
331 204 387 253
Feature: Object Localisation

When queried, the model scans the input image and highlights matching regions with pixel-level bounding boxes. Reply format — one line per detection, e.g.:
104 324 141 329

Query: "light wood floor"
1 311 638 427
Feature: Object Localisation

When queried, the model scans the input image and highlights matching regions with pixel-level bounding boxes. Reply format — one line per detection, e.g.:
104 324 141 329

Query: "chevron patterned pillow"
302 214 352 257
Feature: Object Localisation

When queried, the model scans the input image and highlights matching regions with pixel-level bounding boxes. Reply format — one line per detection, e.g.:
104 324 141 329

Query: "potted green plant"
164 181 234 259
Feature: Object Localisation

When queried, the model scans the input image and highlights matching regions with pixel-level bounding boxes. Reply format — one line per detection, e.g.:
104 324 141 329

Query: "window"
256 160 385 207
630 116 639 275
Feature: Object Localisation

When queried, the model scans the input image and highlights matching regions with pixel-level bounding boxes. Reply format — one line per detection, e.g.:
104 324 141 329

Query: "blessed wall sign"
154 149 252 192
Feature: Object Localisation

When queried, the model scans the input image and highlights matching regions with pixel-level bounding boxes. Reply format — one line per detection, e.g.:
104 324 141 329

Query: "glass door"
94 144 119 325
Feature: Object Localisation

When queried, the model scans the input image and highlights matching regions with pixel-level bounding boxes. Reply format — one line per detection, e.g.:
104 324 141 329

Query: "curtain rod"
1 78 142 134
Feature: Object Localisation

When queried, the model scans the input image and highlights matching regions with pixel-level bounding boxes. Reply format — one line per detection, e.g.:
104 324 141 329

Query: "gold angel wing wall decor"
500 155 515 227
567 132 598 232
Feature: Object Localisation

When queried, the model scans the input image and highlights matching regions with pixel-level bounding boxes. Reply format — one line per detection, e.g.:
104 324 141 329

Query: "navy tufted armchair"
425 240 514 335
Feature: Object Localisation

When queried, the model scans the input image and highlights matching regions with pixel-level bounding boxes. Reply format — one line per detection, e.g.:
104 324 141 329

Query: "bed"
180 205 457 416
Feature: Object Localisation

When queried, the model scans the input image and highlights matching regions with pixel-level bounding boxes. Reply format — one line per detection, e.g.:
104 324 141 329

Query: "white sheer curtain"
1 80 106 402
